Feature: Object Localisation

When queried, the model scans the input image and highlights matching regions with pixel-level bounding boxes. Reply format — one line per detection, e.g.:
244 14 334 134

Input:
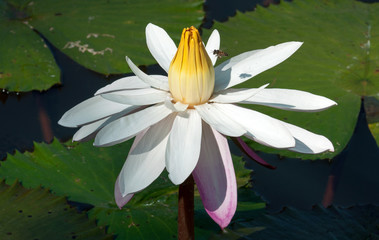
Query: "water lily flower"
59 23 336 229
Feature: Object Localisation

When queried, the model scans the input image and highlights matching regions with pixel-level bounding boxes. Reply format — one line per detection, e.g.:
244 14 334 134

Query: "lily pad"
369 122 379 146
0 138 132 207
1 139 378 239
0 1 60 92
0 180 112 240
0 139 253 239
0 0 203 92
203 0 379 159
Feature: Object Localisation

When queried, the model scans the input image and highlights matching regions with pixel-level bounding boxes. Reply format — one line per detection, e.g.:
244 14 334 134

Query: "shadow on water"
0 0 378 211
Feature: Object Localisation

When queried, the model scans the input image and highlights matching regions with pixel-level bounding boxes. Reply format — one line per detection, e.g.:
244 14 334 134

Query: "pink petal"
114 175 134 209
232 137 276 169
192 124 237 229
114 129 146 208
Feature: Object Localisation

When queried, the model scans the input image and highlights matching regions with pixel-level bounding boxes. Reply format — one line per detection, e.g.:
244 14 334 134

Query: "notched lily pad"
2 138 377 239
0 138 133 206
0 0 203 92
0 138 256 239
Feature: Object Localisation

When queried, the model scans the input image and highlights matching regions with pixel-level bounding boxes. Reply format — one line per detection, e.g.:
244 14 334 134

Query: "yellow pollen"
168 26 215 106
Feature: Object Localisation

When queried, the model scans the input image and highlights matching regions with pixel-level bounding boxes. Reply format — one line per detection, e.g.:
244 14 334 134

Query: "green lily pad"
0 180 112 240
368 122 379 145
0 0 60 92
203 0 379 159
1 139 378 239
0 0 203 92
0 138 132 207
0 139 254 239
88 173 179 240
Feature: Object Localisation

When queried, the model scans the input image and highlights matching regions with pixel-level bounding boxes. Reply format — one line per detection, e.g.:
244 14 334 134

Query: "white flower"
59 23 336 229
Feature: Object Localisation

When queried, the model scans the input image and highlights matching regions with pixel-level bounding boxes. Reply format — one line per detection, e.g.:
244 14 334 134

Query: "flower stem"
178 175 194 240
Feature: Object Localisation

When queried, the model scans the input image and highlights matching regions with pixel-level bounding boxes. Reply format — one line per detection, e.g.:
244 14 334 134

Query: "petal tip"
293 41 304 47
58 115 75 128
168 173 185 185
114 175 135 209
146 22 158 30
93 138 101 147
328 144 335 152
207 209 235 230
57 118 64 126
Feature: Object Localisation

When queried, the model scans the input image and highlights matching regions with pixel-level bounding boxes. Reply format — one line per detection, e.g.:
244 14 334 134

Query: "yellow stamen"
168 26 215 106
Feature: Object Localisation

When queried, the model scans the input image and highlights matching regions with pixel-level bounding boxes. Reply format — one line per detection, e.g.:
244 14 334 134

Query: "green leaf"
0 180 112 240
0 139 254 239
0 1 60 92
0 0 203 92
368 122 379 146
0 138 132 207
1 139 377 239
231 154 252 188
202 0 379 159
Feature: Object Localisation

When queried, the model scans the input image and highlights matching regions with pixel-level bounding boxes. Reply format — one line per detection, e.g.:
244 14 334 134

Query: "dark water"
0 0 378 211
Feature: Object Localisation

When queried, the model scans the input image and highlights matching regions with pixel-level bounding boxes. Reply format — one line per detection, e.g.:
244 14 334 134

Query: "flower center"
168 26 215 106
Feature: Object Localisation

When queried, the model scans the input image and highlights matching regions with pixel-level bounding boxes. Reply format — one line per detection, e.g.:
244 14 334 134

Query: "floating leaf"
0 0 60 92
0 139 253 239
0 180 112 240
0 138 132 207
369 122 379 146
203 0 379 159
0 0 203 92
1 138 378 239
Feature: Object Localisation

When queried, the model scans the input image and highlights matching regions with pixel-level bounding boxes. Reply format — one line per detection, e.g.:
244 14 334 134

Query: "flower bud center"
168 26 215 106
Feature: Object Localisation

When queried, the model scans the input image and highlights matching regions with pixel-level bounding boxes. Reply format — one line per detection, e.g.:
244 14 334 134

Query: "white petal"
166 110 202 185
164 99 189 112
281 121 334 153
126 56 169 91
58 95 129 127
214 42 303 91
205 29 220 66
215 103 295 148
146 23 177 73
72 106 142 142
119 114 176 196
210 83 269 104
73 118 108 142
216 49 260 70
194 103 246 137
242 88 337 112
101 88 169 105
94 103 172 147
95 76 150 95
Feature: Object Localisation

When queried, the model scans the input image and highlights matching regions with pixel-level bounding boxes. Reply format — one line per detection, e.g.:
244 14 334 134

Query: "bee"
213 49 229 58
